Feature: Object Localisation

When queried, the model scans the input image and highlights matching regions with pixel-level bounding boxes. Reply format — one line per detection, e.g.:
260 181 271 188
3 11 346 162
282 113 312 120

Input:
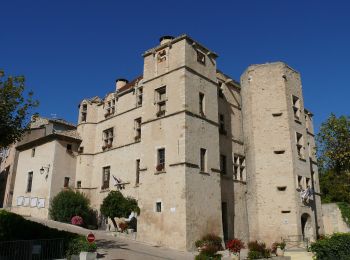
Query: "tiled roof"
118 75 143 92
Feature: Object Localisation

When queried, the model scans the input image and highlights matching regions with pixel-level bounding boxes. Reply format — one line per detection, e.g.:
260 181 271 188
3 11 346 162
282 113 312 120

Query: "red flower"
226 238 245 254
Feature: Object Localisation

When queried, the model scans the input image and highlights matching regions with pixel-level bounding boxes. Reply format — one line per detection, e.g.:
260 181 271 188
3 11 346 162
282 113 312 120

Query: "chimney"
159 35 174 45
115 78 128 91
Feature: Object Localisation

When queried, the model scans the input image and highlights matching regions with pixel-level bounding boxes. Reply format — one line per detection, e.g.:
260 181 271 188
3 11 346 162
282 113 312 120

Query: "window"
199 92 205 116
77 181 81 188
31 148 35 157
197 50 206 65
136 87 143 107
306 177 311 188
157 49 167 63
233 155 246 181
78 146 84 153
135 118 142 141
136 159 140 185
296 132 304 159
102 128 114 150
156 87 167 117
297 175 303 188
220 154 227 175
27 172 33 192
102 166 110 189
200 148 207 172
64 177 70 188
219 114 226 135
81 104 87 122
157 148 165 171
292 95 301 120
218 84 224 98
104 99 116 117
156 202 162 212
66 144 72 153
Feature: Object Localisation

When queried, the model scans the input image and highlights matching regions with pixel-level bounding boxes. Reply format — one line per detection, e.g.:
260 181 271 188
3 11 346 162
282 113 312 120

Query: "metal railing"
284 235 310 250
0 238 64 260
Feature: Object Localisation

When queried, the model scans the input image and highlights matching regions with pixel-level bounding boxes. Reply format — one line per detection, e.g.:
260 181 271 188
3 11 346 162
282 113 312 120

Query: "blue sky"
1 1 349 132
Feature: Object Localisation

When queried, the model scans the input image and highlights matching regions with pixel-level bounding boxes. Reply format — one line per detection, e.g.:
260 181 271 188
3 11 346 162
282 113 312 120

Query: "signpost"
86 233 95 243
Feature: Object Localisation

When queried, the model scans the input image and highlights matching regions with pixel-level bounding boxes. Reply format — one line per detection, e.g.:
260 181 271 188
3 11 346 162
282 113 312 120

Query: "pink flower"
71 215 84 226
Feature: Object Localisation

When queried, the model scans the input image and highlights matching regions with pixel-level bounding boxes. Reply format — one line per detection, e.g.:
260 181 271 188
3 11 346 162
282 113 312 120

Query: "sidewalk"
27 217 195 260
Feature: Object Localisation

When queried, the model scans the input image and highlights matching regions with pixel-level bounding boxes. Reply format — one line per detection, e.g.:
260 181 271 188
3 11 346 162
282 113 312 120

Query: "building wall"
322 203 350 234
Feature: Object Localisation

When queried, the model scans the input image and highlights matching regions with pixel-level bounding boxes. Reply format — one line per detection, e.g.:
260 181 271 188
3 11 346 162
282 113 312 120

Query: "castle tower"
241 62 324 244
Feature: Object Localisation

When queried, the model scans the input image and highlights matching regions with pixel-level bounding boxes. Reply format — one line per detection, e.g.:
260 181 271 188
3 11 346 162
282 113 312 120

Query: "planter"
127 228 134 234
276 247 284 256
79 251 97 260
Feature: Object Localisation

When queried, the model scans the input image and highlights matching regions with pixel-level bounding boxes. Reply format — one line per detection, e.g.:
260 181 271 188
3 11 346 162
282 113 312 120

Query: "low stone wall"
322 203 350 234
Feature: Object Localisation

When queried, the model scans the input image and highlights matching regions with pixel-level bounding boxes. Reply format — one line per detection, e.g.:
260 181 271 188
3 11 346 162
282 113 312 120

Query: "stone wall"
322 203 350 234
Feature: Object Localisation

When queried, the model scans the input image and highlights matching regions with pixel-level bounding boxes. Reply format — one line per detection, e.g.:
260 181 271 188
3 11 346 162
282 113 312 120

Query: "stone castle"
0 35 324 251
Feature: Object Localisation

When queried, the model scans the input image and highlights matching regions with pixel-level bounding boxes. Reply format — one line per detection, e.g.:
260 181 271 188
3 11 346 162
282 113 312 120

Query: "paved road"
27 217 195 260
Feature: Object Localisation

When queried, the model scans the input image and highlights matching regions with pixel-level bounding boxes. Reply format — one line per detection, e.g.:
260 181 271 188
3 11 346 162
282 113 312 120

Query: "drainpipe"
309 158 319 238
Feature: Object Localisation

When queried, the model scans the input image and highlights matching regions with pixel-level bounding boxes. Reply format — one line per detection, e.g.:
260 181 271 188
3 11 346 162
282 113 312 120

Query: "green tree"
317 114 350 203
49 189 91 223
0 70 39 148
100 191 140 229
317 113 350 173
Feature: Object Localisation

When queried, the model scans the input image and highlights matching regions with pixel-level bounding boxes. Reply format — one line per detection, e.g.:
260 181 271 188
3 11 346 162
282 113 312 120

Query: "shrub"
310 233 350 259
50 189 91 224
71 216 84 226
66 237 97 258
226 238 245 255
337 202 350 227
271 241 286 254
247 241 271 259
195 234 223 259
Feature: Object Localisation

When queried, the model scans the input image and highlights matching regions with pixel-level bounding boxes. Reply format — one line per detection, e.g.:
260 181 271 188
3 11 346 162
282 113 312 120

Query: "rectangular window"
306 177 311 188
297 175 303 188
197 50 206 65
156 86 167 117
27 172 33 192
292 95 300 120
81 104 87 122
77 181 81 188
219 114 226 135
136 159 140 185
233 155 246 181
31 148 35 157
156 202 162 212
137 87 143 107
105 99 116 117
220 154 227 175
296 132 304 158
64 177 70 188
78 146 84 153
157 49 167 63
200 148 207 172
157 148 165 171
218 84 224 98
102 166 110 189
102 128 114 150
199 92 205 116
66 144 72 153
135 118 142 141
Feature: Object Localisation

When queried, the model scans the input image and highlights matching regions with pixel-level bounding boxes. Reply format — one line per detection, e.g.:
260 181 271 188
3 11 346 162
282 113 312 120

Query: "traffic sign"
86 233 95 243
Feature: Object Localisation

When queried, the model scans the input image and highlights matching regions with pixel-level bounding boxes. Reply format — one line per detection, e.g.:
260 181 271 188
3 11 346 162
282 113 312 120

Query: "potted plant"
156 164 164 172
118 221 128 233
195 234 223 259
226 238 245 259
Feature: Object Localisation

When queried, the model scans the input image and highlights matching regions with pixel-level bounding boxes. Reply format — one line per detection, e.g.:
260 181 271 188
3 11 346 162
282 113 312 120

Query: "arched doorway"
301 213 313 241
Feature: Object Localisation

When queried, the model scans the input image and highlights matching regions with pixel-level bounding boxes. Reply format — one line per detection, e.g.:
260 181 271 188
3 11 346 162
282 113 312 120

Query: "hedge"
0 210 96 257
310 233 350 260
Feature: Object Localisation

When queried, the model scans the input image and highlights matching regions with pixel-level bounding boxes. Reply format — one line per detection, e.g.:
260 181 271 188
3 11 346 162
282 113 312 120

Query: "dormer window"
136 87 143 107
81 104 87 122
105 99 116 118
157 49 167 63
197 50 206 65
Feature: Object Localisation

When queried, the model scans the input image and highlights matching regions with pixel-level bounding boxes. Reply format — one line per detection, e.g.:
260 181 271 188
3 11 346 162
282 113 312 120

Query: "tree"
100 191 140 229
49 189 91 224
0 70 38 148
317 113 350 173
317 114 350 203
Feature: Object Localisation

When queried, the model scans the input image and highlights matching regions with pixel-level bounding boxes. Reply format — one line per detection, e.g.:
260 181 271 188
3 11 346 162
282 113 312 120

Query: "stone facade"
0 34 325 251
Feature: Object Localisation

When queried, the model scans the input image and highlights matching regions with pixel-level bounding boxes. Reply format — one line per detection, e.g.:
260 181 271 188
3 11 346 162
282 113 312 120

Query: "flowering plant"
118 221 128 232
156 164 164 172
71 215 84 226
226 238 245 254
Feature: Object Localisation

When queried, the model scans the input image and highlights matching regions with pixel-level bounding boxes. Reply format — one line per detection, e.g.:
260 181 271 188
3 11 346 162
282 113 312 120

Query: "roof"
118 75 143 92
